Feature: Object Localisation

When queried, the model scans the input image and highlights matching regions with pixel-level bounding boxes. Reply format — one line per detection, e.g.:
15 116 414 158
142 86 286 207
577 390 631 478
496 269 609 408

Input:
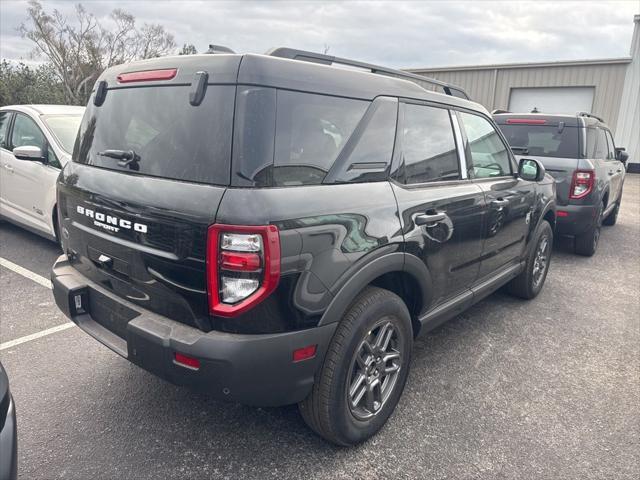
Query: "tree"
19 0 176 105
0 60 66 106
179 43 198 55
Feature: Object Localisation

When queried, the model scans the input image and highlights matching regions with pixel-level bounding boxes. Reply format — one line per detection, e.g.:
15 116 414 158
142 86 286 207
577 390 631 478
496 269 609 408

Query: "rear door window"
399 103 459 184
460 112 512 178
74 85 235 185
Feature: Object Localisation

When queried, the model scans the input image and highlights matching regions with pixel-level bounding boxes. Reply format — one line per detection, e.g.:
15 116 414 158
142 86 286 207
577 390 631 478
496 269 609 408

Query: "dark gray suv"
495 113 628 256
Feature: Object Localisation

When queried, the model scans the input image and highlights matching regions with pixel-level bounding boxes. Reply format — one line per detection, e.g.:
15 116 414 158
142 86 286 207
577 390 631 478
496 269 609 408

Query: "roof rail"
491 109 511 115
578 112 604 123
266 47 470 100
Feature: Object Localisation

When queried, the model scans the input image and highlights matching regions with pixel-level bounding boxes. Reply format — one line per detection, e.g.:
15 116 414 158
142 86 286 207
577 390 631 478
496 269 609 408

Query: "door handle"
491 199 509 208
3 164 14 173
415 212 446 226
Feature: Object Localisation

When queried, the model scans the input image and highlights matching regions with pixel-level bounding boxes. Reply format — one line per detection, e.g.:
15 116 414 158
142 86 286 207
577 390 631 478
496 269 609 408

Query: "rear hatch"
495 116 580 205
57 55 240 330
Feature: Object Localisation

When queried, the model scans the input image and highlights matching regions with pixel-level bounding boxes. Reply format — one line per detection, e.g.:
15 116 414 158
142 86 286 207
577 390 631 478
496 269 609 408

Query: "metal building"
408 15 640 172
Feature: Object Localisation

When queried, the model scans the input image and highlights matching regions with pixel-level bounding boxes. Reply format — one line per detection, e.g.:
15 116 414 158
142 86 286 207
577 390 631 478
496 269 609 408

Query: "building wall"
615 15 639 170
409 60 629 133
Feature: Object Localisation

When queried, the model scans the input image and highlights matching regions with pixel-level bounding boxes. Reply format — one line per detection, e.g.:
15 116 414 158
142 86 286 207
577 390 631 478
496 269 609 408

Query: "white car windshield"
42 114 83 154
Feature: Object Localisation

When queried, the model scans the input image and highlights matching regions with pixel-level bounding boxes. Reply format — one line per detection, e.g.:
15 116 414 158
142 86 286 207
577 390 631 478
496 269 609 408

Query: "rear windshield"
73 86 234 185
498 124 579 159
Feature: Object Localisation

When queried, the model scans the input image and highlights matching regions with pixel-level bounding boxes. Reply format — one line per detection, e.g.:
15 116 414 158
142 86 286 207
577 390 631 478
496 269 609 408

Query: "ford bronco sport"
495 112 628 256
51 48 555 445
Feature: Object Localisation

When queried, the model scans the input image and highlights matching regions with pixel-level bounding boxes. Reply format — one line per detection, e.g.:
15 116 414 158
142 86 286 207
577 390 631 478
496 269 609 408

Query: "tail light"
569 170 595 199
206 224 280 317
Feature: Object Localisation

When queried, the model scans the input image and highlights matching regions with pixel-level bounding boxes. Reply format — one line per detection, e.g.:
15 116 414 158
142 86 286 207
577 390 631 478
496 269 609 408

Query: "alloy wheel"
346 319 402 421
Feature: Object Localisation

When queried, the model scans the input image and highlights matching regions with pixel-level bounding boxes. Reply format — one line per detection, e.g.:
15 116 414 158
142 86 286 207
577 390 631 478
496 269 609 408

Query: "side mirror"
519 158 546 182
615 147 629 164
13 145 44 162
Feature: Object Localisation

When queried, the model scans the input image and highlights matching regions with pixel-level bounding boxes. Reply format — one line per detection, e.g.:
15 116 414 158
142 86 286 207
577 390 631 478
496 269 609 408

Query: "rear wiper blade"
97 149 140 169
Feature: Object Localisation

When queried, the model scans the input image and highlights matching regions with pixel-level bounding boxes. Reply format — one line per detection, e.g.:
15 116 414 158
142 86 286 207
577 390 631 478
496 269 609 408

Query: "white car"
0 104 85 242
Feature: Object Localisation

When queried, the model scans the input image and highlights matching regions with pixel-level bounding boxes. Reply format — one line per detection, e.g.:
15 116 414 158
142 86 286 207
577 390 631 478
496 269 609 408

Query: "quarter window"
400 103 459 184
585 128 608 160
459 112 512 178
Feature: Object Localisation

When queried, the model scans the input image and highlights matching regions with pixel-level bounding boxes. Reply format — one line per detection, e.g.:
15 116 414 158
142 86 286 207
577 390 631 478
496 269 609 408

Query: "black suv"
51 48 555 445
494 112 628 256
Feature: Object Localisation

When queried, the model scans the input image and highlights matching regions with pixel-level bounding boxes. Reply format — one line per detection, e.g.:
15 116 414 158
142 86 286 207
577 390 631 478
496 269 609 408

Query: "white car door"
4 112 60 237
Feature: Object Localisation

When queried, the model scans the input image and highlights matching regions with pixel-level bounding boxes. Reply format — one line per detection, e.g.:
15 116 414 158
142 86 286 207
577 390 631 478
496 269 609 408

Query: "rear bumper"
51 256 336 407
0 395 17 480
555 204 598 236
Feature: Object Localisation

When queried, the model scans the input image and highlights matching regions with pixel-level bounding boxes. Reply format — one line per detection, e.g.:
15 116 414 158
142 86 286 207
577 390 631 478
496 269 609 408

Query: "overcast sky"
1 0 637 69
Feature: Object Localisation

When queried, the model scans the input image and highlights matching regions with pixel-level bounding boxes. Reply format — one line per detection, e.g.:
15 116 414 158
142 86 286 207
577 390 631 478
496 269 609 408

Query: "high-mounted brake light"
206 224 280 317
117 68 177 83
569 170 595 199
506 118 547 125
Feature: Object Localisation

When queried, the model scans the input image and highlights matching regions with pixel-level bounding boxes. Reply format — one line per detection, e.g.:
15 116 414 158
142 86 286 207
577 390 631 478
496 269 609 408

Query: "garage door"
508 87 595 115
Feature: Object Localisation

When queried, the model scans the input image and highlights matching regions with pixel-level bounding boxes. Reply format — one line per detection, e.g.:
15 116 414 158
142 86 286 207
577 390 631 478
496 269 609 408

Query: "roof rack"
578 112 604 123
267 47 470 100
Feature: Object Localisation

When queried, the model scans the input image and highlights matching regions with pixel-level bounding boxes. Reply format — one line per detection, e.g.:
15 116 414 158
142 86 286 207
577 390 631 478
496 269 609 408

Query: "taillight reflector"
569 170 595 199
174 352 200 370
207 224 280 317
293 345 317 362
506 118 547 125
117 68 177 83
557 211 569 217
220 251 261 271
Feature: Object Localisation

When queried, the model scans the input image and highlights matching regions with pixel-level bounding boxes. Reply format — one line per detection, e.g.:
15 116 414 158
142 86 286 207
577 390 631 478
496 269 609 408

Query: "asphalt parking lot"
1 176 639 480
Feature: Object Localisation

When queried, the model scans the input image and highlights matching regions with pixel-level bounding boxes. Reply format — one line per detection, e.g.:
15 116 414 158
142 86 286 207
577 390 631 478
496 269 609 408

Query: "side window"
585 127 608 160
47 145 61 169
329 97 398 183
272 91 369 187
10 114 46 152
400 103 459 184
459 112 512 178
0 112 10 148
604 130 616 160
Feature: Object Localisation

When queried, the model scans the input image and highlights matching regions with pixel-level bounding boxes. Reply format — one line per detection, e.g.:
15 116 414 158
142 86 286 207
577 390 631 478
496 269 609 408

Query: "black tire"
602 202 619 226
508 220 553 299
299 286 413 446
574 203 603 256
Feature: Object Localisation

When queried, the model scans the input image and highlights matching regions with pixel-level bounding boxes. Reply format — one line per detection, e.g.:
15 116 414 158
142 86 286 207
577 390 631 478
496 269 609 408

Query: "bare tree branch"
20 0 176 104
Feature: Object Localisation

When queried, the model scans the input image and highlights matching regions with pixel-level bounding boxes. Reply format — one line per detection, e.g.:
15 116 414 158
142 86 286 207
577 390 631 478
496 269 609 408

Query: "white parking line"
0 323 75 351
0 257 52 289
0 256 74 350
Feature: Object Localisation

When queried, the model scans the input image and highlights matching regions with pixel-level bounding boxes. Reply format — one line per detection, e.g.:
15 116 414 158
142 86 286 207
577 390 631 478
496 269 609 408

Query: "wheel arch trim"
318 252 433 326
